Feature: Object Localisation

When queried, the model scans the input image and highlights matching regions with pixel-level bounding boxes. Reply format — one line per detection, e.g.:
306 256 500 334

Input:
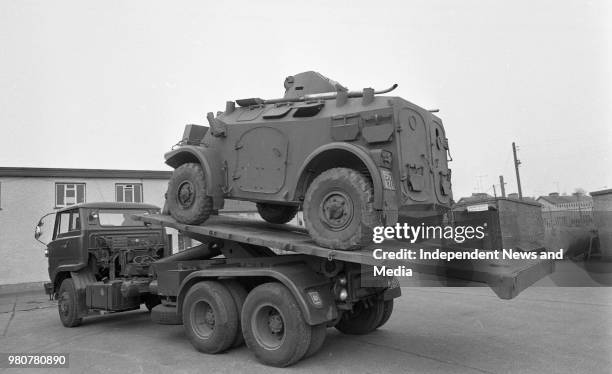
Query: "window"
55 210 80 238
55 183 86 208
97 209 151 227
116 183 143 203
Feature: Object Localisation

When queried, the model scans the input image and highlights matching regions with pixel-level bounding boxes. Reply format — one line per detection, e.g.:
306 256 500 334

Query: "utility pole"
512 142 523 200
492 184 497 198
476 175 487 193
499 175 506 197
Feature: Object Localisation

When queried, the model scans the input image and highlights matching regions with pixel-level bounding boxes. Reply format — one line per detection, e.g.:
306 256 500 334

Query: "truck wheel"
222 280 248 347
183 281 238 354
335 299 384 335
242 283 312 367
304 323 327 358
304 168 381 250
167 163 213 225
58 278 82 327
151 304 183 325
377 299 394 328
256 203 298 224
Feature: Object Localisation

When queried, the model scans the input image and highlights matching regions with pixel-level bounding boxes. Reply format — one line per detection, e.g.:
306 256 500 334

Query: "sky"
1 0 610 199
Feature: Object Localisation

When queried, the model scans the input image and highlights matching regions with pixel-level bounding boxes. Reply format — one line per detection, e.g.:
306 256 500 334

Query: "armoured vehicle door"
47 208 84 272
397 108 431 203
233 126 288 194
429 119 452 204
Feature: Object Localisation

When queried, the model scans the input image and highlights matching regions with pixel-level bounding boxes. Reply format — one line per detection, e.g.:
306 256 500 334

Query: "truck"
163 71 453 250
37 203 554 367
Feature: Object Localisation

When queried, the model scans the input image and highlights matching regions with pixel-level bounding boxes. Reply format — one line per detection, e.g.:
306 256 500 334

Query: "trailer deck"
134 214 554 300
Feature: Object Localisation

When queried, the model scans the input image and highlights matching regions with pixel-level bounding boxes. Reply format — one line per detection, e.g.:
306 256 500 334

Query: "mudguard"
176 263 337 326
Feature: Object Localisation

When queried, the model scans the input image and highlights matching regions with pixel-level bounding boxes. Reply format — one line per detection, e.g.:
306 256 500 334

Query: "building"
0 167 174 285
536 192 593 212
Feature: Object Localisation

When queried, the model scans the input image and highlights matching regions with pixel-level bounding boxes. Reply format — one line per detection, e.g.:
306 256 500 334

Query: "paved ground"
1 287 611 374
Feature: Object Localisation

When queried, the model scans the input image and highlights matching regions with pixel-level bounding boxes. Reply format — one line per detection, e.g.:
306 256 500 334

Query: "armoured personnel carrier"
164 71 453 250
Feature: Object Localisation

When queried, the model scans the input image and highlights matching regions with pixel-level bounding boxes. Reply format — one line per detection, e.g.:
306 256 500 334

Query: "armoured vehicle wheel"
222 280 248 347
377 299 394 328
182 281 238 354
151 304 183 325
242 282 312 367
58 278 82 327
335 299 385 335
304 168 381 250
167 163 213 225
256 203 298 224
304 323 327 358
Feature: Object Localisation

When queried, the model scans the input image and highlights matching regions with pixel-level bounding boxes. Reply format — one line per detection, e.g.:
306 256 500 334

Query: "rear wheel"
58 279 82 327
335 299 384 335
242 283 312 367
182 281 238 354
304 323 327 358
167 163 213 225
222 280 248 347
377 299 394 328
304 168 382 250
256 203 298 224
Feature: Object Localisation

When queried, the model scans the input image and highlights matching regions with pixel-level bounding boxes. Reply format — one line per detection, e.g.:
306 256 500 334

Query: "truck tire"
151 304 183 325
304 168 381 250
377 299 394 328
256 203 298 224
304 323 326 358
335 299 385 335
242 282 312 367
183 281 238 354
166 163 213 225
222 280 248 347
58 278 82 327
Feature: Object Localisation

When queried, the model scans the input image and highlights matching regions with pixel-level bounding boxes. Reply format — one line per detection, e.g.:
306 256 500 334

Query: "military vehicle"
164 71 452 250
36 202 167 327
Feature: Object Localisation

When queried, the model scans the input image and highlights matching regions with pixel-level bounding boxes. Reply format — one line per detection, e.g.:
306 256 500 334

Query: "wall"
0 176 168 285
591 189 612 259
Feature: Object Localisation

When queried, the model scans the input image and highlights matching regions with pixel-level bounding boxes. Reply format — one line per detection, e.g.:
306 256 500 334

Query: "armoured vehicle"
164 71 452 250
36 202 167 326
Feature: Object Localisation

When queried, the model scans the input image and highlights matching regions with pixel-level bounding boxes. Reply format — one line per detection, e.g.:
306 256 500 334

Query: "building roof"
590 189 612 197
57 202 160 212
536 194 592 205
0 167 172 179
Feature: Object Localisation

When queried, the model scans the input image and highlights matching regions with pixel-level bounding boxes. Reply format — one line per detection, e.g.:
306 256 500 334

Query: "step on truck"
37 203 554 367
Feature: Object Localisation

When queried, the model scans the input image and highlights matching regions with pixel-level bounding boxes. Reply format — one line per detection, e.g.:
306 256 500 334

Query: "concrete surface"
1 287 611 374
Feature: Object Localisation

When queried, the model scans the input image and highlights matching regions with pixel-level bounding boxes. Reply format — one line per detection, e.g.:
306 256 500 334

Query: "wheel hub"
268 312 284 334
177 181 195 208
321 191 353 230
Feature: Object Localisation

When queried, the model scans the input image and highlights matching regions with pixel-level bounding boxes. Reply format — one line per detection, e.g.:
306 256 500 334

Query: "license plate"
380 169 395 191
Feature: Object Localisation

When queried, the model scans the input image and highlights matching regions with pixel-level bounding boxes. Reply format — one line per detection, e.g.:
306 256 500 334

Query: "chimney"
549 192 560 197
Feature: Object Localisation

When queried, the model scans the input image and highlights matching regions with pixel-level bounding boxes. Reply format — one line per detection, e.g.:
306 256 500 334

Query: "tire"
242 283 312 367
57 278 82 327
335 299 385 335
166 163 213 225
222 280 248 347
304 323 326 359
376 299 394 328
151 304 183 325
304 168 382 250
256 203 299 224
182 281 239 354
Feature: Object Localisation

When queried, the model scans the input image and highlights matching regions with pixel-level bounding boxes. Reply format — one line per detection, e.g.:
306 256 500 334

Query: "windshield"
97 209 157 227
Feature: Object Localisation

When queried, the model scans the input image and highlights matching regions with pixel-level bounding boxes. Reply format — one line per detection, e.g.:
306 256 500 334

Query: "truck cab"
35 202 168 326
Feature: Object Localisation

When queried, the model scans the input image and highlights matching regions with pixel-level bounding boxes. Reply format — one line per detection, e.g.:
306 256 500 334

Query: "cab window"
55 210 81 238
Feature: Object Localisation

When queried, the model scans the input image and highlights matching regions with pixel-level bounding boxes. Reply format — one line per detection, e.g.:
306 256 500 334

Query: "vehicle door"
47 208 85 272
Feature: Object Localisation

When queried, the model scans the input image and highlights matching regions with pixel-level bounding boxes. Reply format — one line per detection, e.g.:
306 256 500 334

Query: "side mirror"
34 224 42 240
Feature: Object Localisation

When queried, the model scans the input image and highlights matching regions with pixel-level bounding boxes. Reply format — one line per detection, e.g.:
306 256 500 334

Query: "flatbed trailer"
130 213 553 367
137 214 554 299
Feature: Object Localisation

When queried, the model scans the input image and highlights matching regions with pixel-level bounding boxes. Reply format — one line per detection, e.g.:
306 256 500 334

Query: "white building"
0 167 172 286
